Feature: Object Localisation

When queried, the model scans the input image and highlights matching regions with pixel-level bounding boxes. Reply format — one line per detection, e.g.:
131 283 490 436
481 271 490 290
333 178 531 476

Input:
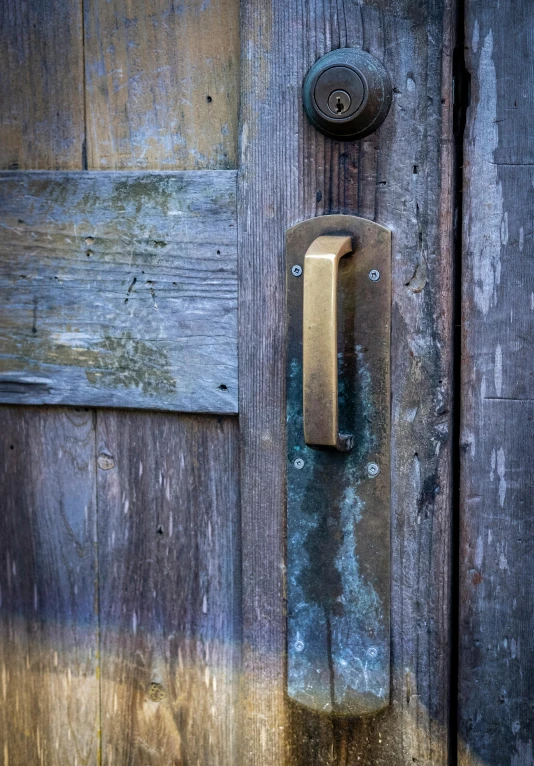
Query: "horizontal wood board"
0 171 238 413
459 2 534 764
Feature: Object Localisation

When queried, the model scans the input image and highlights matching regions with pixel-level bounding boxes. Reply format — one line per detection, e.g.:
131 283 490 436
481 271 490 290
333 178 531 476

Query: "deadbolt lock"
303 48 392 141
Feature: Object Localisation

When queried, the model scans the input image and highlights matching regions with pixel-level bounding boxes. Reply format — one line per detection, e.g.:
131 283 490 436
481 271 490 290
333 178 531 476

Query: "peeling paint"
497 447 506 508
467 31 503 316
494 343 502 396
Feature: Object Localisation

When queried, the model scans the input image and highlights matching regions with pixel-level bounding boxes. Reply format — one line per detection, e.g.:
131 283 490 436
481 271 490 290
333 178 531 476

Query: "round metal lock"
303 48 392 141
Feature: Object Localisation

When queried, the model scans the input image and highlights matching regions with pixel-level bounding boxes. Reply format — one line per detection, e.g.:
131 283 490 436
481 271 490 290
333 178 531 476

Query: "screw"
293 457 305 470
368 269 380 282
294 640 304 652
367 646 378 658
291 265 302 277
366 462 380 477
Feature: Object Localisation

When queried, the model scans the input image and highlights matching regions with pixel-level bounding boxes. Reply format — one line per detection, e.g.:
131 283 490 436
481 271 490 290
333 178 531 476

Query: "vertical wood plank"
239 1 455 763
0 406 99 765
0 0 85 170
86 1 243 762
84 0 240 170
0 1 99 762
96 412 241 765
460 2 534 763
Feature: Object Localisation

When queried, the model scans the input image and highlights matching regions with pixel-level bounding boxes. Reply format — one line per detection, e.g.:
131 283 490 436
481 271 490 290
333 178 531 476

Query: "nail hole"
84 236 94 245
218 384 228 391
206 95 212 103
156 525 164 536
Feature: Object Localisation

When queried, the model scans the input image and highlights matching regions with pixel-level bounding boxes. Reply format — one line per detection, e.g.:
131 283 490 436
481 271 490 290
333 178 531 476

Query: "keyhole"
327 89 352 117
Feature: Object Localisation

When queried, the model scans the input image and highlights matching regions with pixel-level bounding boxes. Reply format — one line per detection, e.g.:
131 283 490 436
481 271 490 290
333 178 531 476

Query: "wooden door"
0 1 532 765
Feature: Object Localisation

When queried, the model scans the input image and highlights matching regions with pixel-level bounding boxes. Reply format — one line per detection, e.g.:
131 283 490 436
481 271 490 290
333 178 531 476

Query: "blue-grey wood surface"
460 2 534 764
0 171 238 413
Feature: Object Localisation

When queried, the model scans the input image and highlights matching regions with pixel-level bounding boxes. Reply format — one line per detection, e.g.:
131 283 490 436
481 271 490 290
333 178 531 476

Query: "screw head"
367 646 378 658
366 462 380 477
293 457 305 470
291 264 303 277
368 269 380 282
294 640 305 652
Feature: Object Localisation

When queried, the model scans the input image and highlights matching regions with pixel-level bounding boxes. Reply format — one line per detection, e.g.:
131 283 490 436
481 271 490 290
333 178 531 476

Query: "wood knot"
97 452 115 470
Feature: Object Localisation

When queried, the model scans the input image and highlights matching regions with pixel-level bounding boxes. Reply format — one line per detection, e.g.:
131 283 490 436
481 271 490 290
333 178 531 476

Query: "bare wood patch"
84 0 240 170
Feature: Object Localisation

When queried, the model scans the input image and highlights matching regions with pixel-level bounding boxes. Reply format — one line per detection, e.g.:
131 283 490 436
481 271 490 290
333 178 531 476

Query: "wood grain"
0 1 101 763
238 1 455 763
459 2 534 763
0 170 238 414
96 411 241 765
0 0 85 171
84 0 239 170
0 406 99 765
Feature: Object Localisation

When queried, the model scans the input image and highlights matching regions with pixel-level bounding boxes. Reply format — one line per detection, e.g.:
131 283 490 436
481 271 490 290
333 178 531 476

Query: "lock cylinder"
303 48 392 141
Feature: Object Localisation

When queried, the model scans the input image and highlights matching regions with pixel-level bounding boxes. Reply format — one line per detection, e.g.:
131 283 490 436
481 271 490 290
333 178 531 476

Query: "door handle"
303 235 353 452
286 215 392 716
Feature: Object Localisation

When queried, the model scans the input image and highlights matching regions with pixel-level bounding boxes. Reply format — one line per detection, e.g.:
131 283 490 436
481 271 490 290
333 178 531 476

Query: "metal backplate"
286 215 391 715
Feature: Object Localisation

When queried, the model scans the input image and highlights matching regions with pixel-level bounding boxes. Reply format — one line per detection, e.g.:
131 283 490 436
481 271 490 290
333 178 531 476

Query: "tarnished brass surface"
286 215 391 716
303 235 353 451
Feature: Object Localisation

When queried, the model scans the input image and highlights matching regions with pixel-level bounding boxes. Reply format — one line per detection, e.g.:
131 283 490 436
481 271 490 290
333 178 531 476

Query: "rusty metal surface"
286 215 391 715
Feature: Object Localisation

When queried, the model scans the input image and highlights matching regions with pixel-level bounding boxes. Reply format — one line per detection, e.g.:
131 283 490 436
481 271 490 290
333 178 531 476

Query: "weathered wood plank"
459 3 534 763
0 170 238 413
0 0 85 171
96 411 240 765
84 0 239 170
239 1 455 763
0 2 100 762
0 406 99 766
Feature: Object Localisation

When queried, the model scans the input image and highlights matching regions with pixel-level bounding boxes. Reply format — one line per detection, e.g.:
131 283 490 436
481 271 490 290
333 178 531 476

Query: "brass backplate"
286 215 391 715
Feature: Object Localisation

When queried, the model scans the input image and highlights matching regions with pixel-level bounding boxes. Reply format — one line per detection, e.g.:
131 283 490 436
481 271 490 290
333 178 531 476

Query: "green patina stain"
85 333 176 396
0 331 176 398
108 177 174 217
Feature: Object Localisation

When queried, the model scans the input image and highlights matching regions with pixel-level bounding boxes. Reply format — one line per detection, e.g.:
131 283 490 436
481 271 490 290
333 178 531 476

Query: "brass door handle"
303 235 353 451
